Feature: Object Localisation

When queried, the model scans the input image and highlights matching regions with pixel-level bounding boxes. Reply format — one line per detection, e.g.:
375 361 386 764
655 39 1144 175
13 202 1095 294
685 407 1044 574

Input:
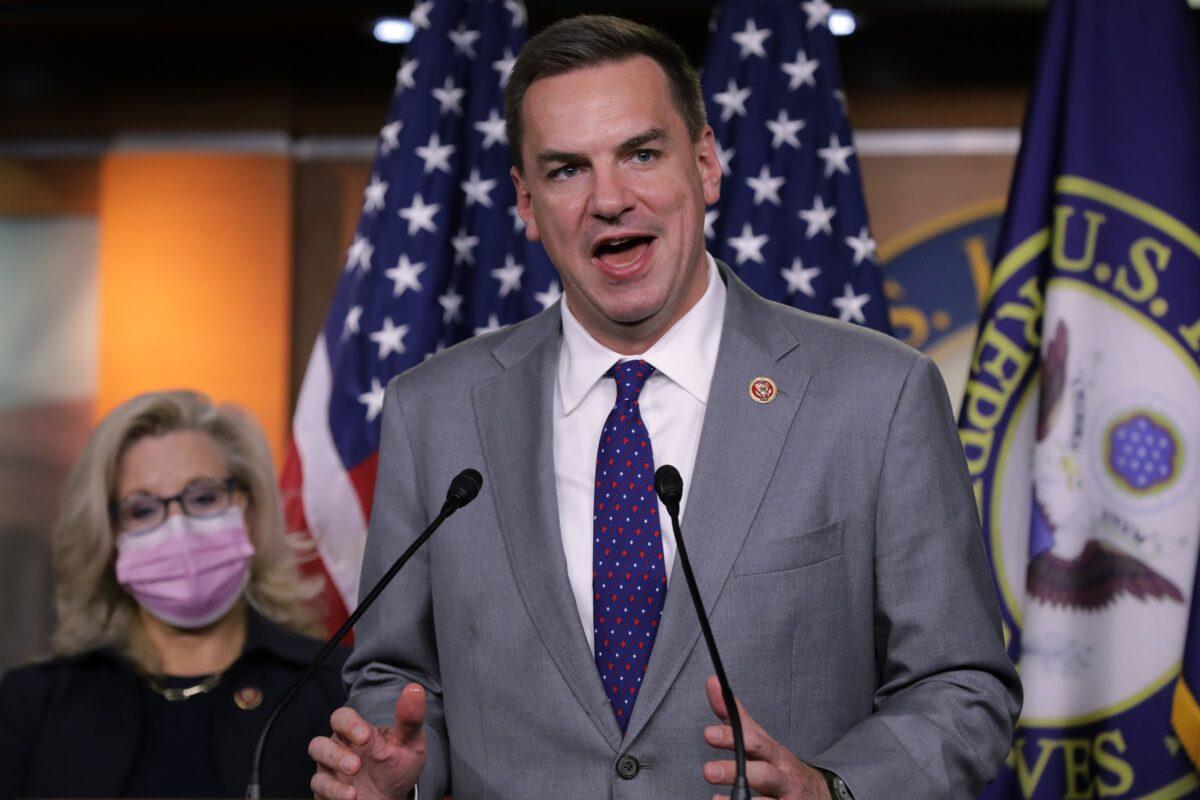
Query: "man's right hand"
310 683 428 800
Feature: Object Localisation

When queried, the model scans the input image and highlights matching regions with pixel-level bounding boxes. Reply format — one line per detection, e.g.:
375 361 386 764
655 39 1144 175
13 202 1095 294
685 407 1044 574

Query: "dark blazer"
0 610 346 799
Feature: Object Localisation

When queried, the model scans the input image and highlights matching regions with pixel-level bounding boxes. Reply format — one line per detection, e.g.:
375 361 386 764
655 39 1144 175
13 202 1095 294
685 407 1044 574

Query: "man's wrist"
816 767 854 800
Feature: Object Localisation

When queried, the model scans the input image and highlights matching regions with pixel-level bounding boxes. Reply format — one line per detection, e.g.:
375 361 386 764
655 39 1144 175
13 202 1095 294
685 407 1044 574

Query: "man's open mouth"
593 236 655 269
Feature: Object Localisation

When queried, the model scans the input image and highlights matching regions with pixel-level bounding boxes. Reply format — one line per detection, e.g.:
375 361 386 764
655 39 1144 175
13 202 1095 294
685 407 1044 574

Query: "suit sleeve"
810 354 1022 799
343 380 450 799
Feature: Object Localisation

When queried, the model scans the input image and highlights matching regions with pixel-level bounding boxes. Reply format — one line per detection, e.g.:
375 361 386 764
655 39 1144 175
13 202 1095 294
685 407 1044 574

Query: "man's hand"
702 675 831 800
309 683 428 800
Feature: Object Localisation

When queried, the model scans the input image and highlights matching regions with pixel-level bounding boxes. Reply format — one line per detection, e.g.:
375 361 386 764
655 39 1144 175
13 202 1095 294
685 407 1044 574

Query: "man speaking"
310 15 1020 800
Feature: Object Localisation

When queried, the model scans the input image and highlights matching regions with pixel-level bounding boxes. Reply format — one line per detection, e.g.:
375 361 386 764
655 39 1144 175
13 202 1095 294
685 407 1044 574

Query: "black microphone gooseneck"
654 465 749 800
246 468 483 800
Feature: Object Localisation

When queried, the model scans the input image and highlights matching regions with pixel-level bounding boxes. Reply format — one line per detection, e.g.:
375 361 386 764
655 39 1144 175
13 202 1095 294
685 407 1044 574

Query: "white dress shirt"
553 254 726 651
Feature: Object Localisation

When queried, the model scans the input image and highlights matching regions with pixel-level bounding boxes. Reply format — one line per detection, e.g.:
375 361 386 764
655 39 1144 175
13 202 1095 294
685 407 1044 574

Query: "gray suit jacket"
345 265 1021 800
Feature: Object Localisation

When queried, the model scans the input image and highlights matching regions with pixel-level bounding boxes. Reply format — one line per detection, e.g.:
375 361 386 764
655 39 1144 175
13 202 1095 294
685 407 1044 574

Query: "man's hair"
504 15 707 172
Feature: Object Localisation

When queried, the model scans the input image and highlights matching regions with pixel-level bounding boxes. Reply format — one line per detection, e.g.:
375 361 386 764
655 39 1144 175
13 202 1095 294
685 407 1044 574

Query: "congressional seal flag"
959 0 1200 796
279 0 557 624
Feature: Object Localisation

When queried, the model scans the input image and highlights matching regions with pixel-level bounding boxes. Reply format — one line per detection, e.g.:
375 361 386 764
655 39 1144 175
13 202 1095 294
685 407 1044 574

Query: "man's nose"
589 165 634 221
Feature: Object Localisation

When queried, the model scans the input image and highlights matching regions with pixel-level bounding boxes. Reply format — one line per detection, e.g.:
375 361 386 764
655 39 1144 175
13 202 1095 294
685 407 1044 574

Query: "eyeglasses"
111 477 242 535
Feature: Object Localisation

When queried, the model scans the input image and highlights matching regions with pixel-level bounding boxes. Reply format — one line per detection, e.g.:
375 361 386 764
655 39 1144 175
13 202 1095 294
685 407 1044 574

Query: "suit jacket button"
615 754 640 780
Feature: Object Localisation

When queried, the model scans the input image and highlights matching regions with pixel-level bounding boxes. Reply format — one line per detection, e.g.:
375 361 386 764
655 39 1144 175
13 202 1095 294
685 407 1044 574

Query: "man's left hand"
702 675 832 800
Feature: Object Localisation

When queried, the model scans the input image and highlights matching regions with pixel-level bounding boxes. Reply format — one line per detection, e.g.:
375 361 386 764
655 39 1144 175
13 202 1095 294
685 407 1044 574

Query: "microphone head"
654 465 683 509
446 468 483 508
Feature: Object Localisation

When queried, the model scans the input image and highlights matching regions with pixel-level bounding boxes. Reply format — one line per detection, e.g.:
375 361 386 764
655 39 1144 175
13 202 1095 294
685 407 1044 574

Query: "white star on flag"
492 48 516 88
461 169 497 208
395 59 419 93
781 49 820 90
832 283 870 324
509 205 526 233
765 109 805 149
491 255 524 296
358 378 386 423
833 89 848 114
409 1 433 30
475 314 505 336
727 223 769 265
379 120 403 153
731 19 772 60
369 317 409 359
438 289 464 323
746 164 785 206
345 234 373 272
802 0 833 30
362 174 388 214
799 196 837 238
714 139 735 176
504 0 526 27
712 79 751 121
844 226 877 265
385 255 425 297
816 134 855 177
451 229 480 265
398 194 440 236
415 132 455 174
432 77 465 115
474 110 507 149
449 23 482 58
343 305 363 338
781 258 821 297
704 209 720 240
534 281 562 309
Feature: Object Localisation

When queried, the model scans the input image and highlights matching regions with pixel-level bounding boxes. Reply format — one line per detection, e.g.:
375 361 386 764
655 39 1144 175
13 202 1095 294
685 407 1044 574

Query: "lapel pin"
234 686 264 711
748 377 778 404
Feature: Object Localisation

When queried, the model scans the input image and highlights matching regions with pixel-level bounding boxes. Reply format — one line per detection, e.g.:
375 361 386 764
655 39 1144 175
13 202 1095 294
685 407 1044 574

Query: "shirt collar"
558 253 726 415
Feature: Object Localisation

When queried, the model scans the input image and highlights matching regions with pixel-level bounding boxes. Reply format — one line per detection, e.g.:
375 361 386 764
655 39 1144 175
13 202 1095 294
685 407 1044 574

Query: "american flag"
281 0 556 622
284 0 891 630
702 0 891 332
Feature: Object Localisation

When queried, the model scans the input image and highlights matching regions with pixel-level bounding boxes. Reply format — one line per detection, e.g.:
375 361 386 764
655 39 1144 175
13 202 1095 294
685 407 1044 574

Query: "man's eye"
632 150 657 164
550 165 579 180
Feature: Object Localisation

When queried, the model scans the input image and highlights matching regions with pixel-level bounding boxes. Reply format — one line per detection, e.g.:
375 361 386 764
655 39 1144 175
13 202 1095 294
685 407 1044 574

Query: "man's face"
511 56 722 352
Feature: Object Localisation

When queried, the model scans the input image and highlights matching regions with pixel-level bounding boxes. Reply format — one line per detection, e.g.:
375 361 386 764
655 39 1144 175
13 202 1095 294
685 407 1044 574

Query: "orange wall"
96 152 292 465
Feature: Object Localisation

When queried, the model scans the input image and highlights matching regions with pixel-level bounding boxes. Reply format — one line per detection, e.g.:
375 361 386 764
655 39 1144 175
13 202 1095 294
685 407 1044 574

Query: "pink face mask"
115 506 255 629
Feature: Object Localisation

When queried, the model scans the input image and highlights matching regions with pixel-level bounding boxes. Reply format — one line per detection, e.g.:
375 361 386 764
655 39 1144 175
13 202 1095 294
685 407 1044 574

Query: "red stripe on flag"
347 451 379 522
281 440 352 638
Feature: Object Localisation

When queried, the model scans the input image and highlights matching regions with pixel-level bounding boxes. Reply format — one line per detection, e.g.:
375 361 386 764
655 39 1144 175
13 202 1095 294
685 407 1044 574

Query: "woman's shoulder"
0 650 129 713
243 611 349 673
2 649 124 684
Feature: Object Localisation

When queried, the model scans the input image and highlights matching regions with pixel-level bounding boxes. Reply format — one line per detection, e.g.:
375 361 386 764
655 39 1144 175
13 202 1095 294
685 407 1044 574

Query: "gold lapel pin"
748 377 778 404
234 686 264 711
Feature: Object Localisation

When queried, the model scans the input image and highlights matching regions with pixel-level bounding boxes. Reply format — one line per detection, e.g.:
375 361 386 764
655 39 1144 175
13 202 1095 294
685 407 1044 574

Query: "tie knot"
608 360 655 403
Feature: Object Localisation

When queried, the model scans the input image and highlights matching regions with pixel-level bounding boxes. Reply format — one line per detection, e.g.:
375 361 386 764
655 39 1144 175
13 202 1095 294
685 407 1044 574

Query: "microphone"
654 465 749 800
246 468 484 800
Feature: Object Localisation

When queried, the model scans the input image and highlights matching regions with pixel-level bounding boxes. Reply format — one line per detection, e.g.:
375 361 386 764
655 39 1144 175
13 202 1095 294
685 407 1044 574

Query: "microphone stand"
246 469 482 799
658 470 749 800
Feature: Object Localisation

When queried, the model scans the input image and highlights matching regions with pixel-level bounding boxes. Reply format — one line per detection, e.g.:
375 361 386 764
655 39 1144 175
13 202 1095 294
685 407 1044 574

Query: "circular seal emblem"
748 377 777 404
233 686 264 711
960 176 1200 795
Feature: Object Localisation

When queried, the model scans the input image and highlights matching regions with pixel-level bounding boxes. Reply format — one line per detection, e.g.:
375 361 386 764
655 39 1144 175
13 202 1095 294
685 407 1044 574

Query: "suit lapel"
623 268 810 743
473 313 624 751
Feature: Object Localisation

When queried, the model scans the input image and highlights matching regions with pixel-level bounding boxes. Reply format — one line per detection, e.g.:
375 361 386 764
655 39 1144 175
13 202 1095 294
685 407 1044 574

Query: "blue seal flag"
959 1 1200 797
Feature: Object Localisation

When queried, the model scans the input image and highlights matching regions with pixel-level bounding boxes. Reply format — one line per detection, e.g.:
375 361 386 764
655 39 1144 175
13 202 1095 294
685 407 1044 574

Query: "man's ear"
510 166 541 242
695 126 722 206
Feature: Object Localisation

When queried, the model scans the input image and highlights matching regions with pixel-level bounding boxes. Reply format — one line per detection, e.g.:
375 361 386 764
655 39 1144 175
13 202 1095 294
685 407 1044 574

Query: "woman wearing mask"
0 390 346 799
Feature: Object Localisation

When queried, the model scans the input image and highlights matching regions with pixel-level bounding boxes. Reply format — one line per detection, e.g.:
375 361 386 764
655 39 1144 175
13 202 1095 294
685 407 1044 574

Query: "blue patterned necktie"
593 359 667 731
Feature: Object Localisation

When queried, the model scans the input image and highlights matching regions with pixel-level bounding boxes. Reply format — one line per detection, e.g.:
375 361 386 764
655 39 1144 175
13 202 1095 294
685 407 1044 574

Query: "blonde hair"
51 389 323 670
